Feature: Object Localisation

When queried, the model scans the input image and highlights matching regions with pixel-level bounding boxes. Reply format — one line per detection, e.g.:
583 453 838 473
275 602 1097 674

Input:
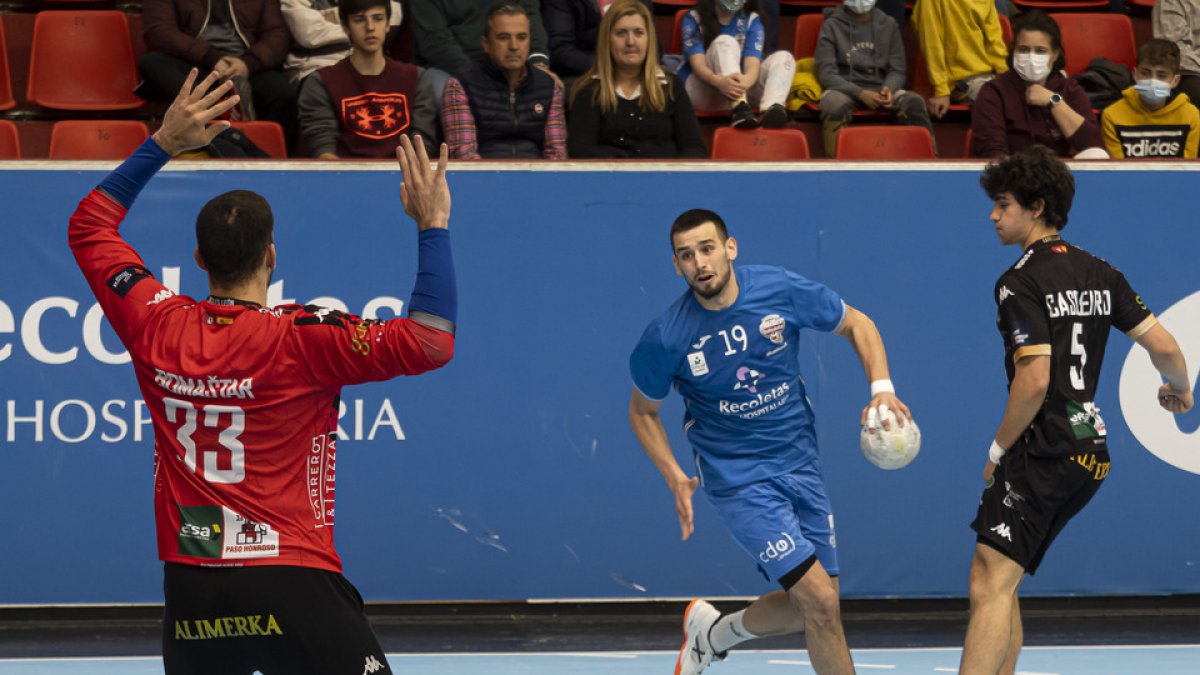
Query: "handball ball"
860 410 920 470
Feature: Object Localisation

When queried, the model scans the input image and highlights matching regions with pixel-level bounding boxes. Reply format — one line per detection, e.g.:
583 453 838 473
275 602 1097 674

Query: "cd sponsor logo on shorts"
758 532 797 564
1119 290 1200 475
174 613 283 640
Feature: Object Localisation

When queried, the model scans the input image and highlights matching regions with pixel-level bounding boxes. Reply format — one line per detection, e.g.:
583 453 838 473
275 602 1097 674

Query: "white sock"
708 609 758 653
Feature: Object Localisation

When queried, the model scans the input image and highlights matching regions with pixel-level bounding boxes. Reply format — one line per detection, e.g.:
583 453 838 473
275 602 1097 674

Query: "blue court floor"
2 646 1197 674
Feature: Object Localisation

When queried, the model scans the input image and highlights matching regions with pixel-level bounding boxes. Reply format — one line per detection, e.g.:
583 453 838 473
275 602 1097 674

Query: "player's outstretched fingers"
196 79 236 117
435 142 449 183
865 406 879 432
879 403 891 431
396 136 415 189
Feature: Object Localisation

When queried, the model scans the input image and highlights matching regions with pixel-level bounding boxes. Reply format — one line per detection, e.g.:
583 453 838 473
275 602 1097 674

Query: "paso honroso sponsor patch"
177 504 280 560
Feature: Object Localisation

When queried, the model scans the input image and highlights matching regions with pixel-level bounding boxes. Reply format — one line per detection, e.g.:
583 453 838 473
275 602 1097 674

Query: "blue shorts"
705 463 838 589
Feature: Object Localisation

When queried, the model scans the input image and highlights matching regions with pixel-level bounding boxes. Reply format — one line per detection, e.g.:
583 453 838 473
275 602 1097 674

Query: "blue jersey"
678 9 766 84
630 265 846 493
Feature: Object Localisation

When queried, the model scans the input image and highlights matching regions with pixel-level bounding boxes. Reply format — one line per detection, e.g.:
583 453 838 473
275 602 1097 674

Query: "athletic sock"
708 609 758 654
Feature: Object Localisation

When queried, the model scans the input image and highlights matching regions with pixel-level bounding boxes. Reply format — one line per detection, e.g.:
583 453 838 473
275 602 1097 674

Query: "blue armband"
96 137 171 209
408 228 457 325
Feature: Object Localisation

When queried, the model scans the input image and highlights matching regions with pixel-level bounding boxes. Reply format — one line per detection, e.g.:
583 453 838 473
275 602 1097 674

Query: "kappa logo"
147 288 176 306
990 523 1013 542
362 655 386 674
997 286 1014 304
1119 289 1200 475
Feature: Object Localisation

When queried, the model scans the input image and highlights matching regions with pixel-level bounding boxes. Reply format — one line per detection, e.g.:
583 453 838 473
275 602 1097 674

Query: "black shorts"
970 438 1110 574
162 563 391 675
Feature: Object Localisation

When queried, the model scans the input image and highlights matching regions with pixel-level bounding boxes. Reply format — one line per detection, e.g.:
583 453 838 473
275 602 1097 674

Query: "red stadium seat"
668 9 687 55
0 20 13 111
27 10 143 110
834 125 936 159
792 13 824 59
1128 0 1155 7
1049 13 1137 76
0 120 19 158
963 129 975 158
49 120 148 159
653 0 694 6
711 127 811 160
230 121 287 159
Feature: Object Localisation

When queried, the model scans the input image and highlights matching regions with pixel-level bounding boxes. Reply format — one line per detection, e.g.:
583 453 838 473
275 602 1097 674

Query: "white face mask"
716 0 746 11
845 0 876 14
1013 52 1052 83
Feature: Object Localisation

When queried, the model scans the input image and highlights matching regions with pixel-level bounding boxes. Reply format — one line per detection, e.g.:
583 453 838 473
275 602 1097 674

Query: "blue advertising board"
0 162 1196 604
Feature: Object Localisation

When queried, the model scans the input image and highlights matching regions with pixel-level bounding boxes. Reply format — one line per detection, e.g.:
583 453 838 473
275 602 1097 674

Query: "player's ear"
726 236 738 262
193 247 207 271
264 244 276 271
672 253 683 277
1030 199 1046 223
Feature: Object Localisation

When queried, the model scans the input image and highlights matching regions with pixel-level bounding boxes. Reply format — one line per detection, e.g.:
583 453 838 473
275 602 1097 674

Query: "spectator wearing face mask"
814 0 935 157
678 0 795 128
970 10 1102 158
1102 38 1200 158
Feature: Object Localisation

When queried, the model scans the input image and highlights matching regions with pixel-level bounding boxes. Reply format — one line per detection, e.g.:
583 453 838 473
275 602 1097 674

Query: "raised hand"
151 69 240 157
396 135 450 231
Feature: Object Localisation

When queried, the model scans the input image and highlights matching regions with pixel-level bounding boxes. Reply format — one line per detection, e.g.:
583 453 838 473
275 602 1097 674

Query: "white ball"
860 410 920 470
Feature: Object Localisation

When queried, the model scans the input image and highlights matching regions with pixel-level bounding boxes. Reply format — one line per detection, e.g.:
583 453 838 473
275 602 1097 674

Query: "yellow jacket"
912 0 1008 98
1102 87 1200 158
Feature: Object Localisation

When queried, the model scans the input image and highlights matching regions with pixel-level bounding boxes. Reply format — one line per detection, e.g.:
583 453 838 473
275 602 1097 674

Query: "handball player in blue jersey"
629 209 913 675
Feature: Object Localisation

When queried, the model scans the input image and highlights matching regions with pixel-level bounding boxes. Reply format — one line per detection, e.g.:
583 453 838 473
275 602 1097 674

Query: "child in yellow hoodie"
1102 38 1200 159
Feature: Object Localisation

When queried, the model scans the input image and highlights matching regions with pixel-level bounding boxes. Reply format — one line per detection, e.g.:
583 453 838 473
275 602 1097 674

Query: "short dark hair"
979 146 1075 230
195 190 275 287
482 1 529 38
1137 38 1181 74
670 209 729 249
1010 10 1067 73
338 0 391 27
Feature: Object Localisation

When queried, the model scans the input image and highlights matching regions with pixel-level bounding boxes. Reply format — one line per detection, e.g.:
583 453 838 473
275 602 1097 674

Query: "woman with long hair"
678 0 794 128
568 0 707 157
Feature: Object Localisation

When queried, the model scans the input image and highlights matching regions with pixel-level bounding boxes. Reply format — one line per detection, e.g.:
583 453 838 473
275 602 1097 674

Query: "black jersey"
994 236 1157 458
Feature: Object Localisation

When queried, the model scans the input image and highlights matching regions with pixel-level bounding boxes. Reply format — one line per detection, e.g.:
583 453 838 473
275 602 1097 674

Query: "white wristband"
988 440 1006 464
870 379 895 396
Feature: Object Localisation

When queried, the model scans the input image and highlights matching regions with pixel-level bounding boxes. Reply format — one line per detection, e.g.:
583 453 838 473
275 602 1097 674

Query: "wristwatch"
1048 93 1063 108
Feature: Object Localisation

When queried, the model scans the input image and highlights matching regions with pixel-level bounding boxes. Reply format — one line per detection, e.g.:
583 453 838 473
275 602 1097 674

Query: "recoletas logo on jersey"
341 93 411 139
1119 289 1200 474
759 314 785 344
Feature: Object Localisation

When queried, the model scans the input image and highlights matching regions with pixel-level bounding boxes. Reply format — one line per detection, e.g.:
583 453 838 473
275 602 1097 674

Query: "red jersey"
69 190 454 573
